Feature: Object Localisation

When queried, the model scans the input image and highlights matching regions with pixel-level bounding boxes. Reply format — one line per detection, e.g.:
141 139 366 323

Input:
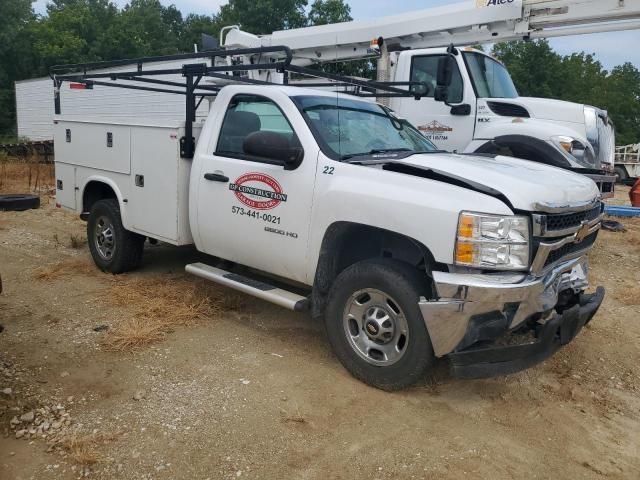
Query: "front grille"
545 204 602 232
487 101 530 118
543 231 598 268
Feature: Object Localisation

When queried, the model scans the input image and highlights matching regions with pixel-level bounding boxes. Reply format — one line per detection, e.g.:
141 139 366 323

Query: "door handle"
204 173 229 182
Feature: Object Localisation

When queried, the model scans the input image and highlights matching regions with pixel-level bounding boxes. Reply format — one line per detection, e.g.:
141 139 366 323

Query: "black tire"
614 166 628 184
0 194 40 211
87 199 144 274
324 258 435 391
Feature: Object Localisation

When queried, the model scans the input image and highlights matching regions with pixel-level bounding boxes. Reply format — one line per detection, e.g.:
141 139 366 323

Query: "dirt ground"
1 167 639 479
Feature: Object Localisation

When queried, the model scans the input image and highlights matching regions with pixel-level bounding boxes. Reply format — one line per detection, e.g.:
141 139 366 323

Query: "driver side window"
215 94 301 163
410 55 463 103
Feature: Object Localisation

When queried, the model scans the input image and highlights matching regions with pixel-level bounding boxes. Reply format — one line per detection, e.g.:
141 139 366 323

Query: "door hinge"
180 136 196 158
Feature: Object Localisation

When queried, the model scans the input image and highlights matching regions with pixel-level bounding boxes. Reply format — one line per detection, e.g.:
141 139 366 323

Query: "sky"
32 0 639 70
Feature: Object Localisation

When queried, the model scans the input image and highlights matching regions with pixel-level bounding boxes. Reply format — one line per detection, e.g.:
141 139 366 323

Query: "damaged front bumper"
418 257 604 378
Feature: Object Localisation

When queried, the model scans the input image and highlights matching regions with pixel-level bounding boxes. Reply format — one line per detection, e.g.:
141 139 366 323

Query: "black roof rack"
51 46 427 158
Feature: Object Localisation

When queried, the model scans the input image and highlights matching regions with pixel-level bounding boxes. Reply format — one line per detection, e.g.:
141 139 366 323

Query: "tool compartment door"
128 126 181 242
54 162 77 211
53 120 131 174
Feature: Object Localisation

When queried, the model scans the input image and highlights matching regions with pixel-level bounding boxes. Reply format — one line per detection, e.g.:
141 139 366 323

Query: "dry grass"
102 276 243 351
69 233 87 249
57 431 120 466
0 158 55 195
34 258 97 281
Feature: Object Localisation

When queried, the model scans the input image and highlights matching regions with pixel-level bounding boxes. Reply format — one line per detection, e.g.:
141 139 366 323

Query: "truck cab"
389 47 616 197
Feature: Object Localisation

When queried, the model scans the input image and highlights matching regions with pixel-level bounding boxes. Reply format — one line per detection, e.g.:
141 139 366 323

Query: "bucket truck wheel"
614 166 628 184
324 258 435 391
87 199 144 274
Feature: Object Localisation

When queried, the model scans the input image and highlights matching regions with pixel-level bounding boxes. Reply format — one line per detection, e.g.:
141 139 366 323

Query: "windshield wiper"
341 148 413 161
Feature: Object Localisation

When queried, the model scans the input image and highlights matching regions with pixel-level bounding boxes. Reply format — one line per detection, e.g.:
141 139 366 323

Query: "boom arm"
223 0 640 66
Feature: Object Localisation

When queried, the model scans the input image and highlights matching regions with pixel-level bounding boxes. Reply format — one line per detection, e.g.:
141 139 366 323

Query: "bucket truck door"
391 52 476 153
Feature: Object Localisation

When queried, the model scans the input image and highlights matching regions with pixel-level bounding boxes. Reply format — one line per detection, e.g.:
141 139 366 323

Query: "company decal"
478 117 491 123
476 0 515 7
229 172 288 210
418 120 453 141
418 120 453 134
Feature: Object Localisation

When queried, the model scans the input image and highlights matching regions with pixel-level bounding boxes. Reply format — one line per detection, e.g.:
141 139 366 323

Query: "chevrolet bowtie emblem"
575 221 590 243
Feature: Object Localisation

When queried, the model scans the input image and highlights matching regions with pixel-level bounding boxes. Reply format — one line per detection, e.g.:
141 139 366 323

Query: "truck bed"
54 118 202 245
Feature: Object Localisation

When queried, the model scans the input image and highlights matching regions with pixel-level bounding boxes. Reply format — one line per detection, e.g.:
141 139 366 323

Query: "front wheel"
324 259 435 391
87 199 145 274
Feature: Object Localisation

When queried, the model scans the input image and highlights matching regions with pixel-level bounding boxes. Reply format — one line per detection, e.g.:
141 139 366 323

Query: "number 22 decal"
322 166 335 175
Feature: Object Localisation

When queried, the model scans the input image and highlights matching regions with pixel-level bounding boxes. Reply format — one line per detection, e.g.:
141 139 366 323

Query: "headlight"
455 212 530 270
550 135 594 166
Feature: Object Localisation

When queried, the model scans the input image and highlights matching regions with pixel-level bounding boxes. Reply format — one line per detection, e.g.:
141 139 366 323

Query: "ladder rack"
51 46 428 159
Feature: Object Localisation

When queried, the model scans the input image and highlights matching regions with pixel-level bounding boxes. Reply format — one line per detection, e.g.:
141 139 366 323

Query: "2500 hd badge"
229 173 288 210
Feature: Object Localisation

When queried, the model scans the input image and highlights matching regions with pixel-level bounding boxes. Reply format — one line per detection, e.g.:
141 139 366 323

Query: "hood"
382 153 600 212
515 97 585 124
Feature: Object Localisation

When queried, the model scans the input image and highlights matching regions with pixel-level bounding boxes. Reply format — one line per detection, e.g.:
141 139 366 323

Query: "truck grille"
545 204 602 233
531 203 603 273
543 232 599 268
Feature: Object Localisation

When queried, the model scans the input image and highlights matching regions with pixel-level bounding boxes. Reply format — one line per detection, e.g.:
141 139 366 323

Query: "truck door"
392 53 476 153
194 93 316 284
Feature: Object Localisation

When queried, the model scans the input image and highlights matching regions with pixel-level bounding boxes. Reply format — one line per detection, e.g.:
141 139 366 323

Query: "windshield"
463 52 518 99
291 95 438 161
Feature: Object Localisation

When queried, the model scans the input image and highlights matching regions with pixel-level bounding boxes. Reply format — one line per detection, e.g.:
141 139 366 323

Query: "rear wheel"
324 259 435 391
614 166 628 184
87 199 144 274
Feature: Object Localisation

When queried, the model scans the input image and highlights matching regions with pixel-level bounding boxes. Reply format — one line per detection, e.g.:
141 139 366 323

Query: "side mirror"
243 131 304 170
434 86 448 103
437 56 454 88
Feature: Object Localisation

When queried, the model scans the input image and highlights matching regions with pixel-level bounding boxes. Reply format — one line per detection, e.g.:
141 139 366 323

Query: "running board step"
185 263 309 312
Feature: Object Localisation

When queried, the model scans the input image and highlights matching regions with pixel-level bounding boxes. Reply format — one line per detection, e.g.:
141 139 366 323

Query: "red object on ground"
630 178 640 207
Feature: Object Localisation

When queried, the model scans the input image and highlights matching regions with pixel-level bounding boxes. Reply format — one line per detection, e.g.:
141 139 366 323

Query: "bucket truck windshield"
292 95 437 161
463 52 518 99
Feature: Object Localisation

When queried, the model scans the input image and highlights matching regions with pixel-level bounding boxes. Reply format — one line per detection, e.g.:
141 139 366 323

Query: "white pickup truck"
54 82 605 390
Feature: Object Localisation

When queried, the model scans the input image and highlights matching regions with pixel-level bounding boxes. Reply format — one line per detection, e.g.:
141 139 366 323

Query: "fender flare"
475 135 571 169
81 176 129 226
311 221 437 318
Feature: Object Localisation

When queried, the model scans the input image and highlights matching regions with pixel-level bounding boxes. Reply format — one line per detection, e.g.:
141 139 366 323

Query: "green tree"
492 40 563 98
0 0 36 137
556 52 608 107
33 0 120 66
180 13 222 52
100 0 181 59
308 0 352 25
601 63 640 145
218 0 308 35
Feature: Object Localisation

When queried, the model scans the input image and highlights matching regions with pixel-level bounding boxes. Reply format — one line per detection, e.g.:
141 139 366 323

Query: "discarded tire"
0 194 40 212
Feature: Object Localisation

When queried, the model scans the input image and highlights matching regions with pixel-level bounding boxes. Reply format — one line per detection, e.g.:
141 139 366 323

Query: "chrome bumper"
419 256 593 357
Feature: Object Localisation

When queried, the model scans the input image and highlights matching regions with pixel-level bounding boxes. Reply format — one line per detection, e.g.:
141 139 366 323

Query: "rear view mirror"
243 131 304 170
